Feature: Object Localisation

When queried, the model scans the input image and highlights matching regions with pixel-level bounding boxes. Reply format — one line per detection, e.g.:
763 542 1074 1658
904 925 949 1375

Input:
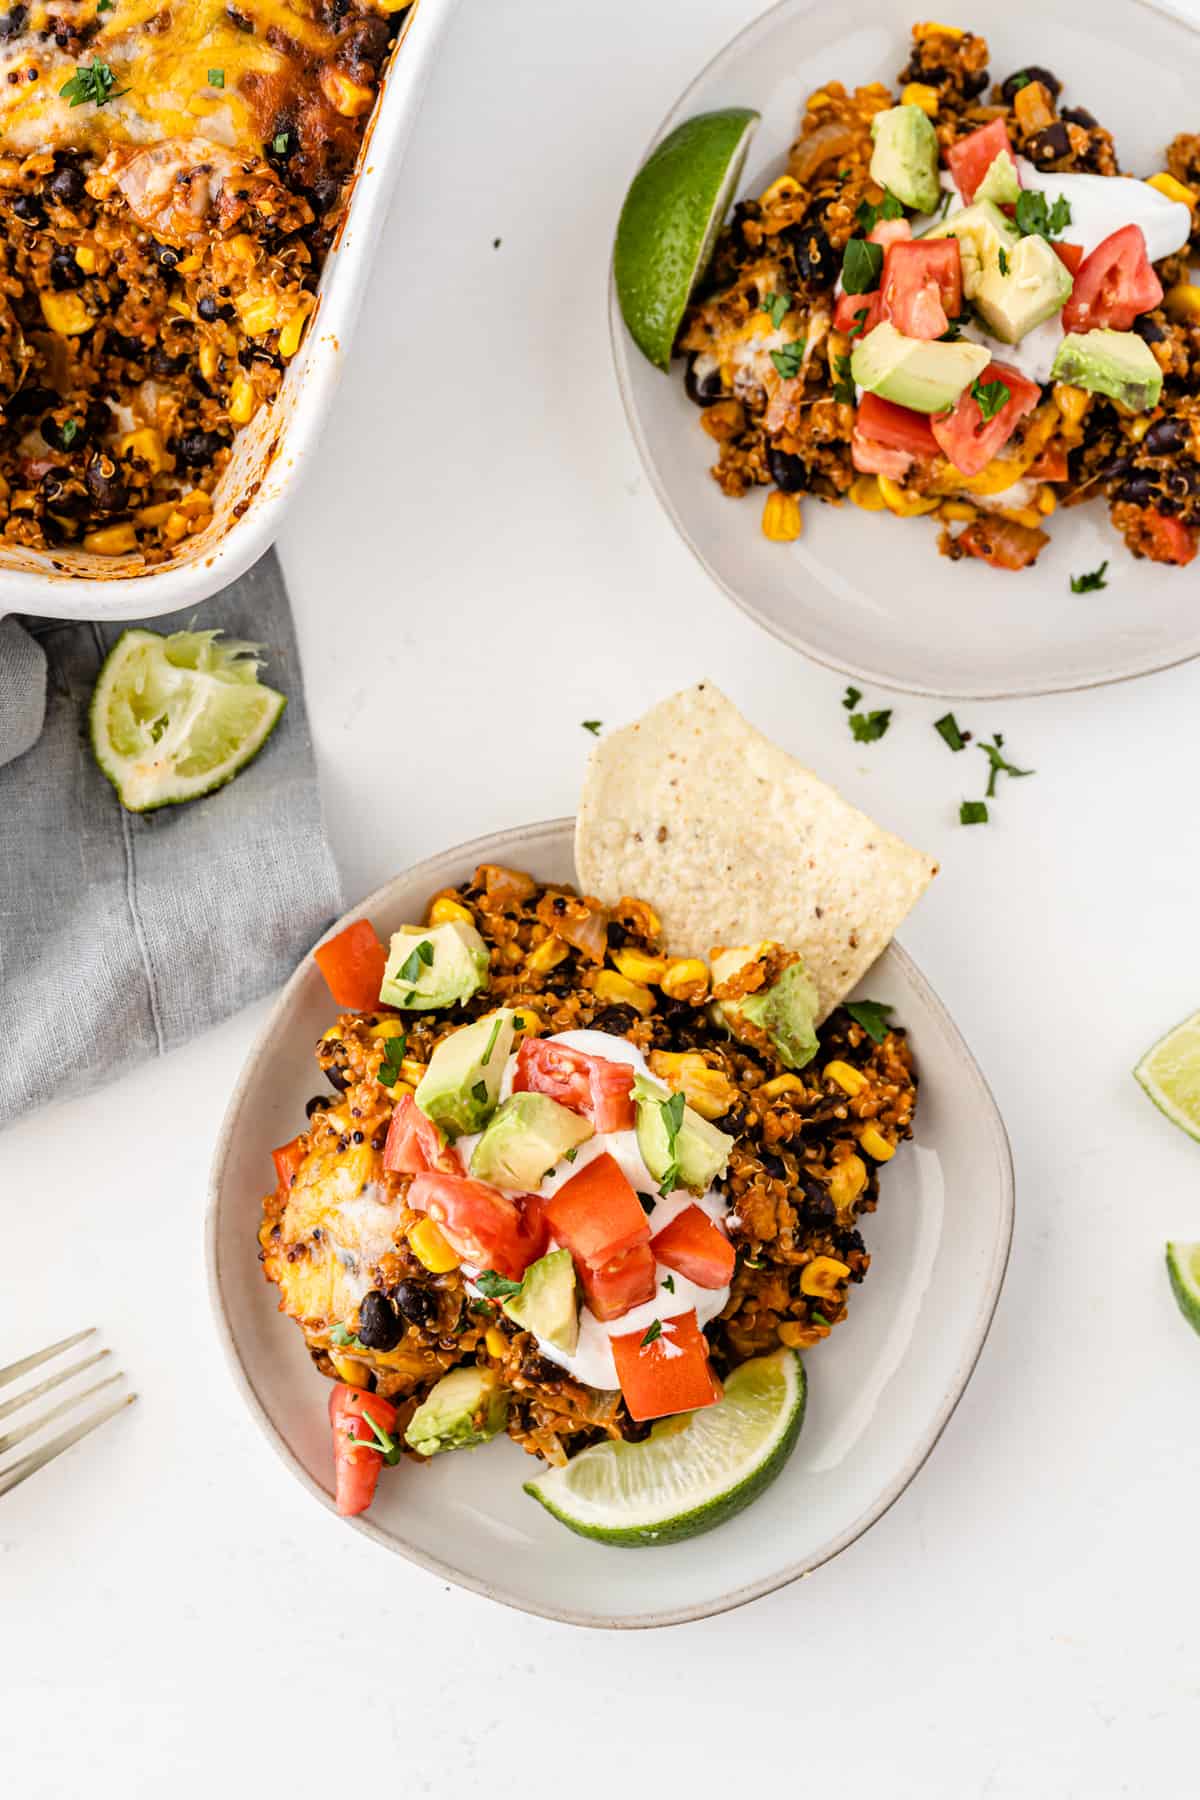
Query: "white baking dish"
0 0 459 623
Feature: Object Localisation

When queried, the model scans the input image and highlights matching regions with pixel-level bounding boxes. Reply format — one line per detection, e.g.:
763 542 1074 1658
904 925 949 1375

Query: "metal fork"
0 1328 136 1497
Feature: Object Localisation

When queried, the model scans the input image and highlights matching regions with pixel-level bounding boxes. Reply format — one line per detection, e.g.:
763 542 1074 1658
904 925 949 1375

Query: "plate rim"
205 816 1015 1629
608 0 1200 701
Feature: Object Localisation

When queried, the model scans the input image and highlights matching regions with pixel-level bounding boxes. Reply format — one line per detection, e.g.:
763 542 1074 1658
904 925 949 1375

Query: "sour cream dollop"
458 1029 733 1391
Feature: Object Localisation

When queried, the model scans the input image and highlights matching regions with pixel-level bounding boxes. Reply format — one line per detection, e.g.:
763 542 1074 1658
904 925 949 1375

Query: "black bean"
307 177 342 215
1060 105 1097 129
325 1064 349 1092
684 355 724 408
760 1152 788 1180
83 456 127 513
1144 417 1185 457
6 383 55 419
11 192 43 226
1118 473 1159 504
175 427 228 466
767 446 808 493
305 1094 330 1118
39 416 76 451
1098 457 1131 482
49 245 83 290
0 5 26 39
785 217 834 284
105 331 144 362
1001 65 1061 102
152 241 180 271
351 1129 364 1144
1026 122 1072 165
196 295 219 321
1133 314 1165 344
47 162 85 206
39 470 87 518
149 347 188 378
589 1005 638 1035
391 1279 435 1328
357 1289 403 1351
605 919 629 948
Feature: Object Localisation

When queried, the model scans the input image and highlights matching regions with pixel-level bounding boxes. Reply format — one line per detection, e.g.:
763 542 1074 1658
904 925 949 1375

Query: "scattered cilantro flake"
60 419 79 447
939 318 963 341
842 685 862 710
662 1274 676 1293
846 999 894 1043
479 1016 503 1066
770 340 806 380
841 237 884 295
934 711 968 752
936 190 953 220
272 130 291 155
856 192 904 234
475 1270 523 1299
1014 189 1071 241
97 0 115 9
849 708 891 744
1071 561 1108 593
971 377 1011 423
762 289 791 329
564 1146 578 1163
581 719 602 735
59 59 127 107
376 1033 408 1088
998 247 1009 276
350 1409 401 1465
656 1090 687 1196
960 799 989 825
979 732 1033 798
330 1324 366 1349
396 940 432 986
832 354 856 406
809 1307 830 1326
847 305 871 340
1009 71 1031 90
471 1079 489 1104
208 67 225 87
640 1320 663 1347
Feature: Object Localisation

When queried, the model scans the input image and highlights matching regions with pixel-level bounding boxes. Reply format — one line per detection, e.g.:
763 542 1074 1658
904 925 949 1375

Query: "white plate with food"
611 0 1200 698
0 0 458 618
207 685 1013 1627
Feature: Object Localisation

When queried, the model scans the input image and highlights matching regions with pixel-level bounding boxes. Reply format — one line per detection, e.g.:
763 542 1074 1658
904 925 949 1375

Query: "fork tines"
0 1329 136 1498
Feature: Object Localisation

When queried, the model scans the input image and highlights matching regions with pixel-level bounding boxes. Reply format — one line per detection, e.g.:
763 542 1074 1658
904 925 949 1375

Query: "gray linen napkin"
0 549 342 1129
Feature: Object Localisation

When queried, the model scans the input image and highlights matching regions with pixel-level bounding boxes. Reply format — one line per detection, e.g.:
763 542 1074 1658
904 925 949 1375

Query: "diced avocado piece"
851 320 989 414
869 105 940 213
924 198 1019 298
404 1366 509 1457
973 232 1072 343
710 947 820 1070
632 1072 733 1193
415 1008 516 1139
1051 329 1163 413
502 1248 580 1354
379 919 489 1010
470 1092 593 1190
974 150 1021 206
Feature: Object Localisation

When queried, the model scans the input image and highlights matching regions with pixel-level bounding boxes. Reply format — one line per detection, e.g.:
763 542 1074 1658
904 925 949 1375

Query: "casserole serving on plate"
0 0 458 617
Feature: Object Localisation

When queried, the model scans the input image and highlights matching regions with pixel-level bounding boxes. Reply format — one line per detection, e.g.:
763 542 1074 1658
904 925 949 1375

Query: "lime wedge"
1134 1010 1200 1142
615 107 759 372
524 1347 804 1546
90 628 286 812
1166 1242 1200 1336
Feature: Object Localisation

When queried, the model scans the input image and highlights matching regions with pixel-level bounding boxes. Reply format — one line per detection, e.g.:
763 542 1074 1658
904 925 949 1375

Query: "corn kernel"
118 428 173 474
527 934 569 974
175 252 202 274
800 1255 851 1299
762 490 802 541
136 500 176 527
859 1123 896 1162
915 20 963 37
278 296 314 359
759 1073 807 1100
759 174 802 207
226 233 258 267
825 1059 866 1097
1164 282 1200 322
849 475 886 512
39 290 92 335
829 1154 868 1212
612 947 667 985
330 1353 368 1386
372 1018 405 1042
1053 383 1090 428
198 341 220 382
957 457 1024 496
939 500 977 522
388 1081 416 1100
1146 172 1196 209
238 295 279 337
660 958 709 1003
74 245 97 273
228 374 257 425
900 81 939 115
1126 415 1153 443
321 66 375 117
485 1328 508 1360
777 1322 810 1347
877 475 940 517
178 489 212 518
1036 483 1057 515
408 1218 459 1273
400 1057 426 1087
996 505 1045 530
593 969 655 1015
648 1051 736 1120
83 522 137 555
163 509 189 543
428 895 473 927
701 398 744 442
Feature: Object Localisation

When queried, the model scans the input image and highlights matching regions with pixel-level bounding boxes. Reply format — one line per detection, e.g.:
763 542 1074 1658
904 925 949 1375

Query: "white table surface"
4 2 1199 1793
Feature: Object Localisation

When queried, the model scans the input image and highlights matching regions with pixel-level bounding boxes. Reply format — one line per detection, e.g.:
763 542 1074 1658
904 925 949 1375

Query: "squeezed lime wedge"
90 627 286 812
1166 1241 1200 1337
1134 1010 1200 1143
524 1347 804 1546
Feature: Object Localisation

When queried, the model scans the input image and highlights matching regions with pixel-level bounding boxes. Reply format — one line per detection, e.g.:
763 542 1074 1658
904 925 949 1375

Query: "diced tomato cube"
313 919 388 1012
383 1094 457 1176
856 392 939 457
947 118 1014 204
834 289 885 340
329 1384 398 1517
1051 241 1084 276
880 239 962 340
610 1312 721 1422
544 1153 650 1268
650 1205 736 1290
271 1135 306 1193
1137 509 1197 566
1062 225 1163 333
407 1172 533 1279
513 1038 635 1133
930 359 1041 478
578 1242 657 1322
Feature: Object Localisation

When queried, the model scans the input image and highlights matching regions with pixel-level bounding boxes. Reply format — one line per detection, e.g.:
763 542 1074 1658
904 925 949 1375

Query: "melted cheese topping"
0 0 343 156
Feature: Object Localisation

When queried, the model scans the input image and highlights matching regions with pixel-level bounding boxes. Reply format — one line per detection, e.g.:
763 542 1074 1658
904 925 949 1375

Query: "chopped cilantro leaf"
998 247 1009 276
849 708 891 744
60 419 79 447
59 59 127 107
934 711 967 751
763 289 791 329
272 130 291 155
971 377 1011 423
832 353 856 406
471 1079 489 1104
396 940 433 987
846 999 894 1043
770 340 807 380
847 305 871 340
809 1307 830 1326
208 68 225 87
960 799 989 825
1070 561 1109 593
640 1320 663 1347
480 1016 503 1066
581 719 602 734
979 733 1033 798
842 685 862 710
376 1033 408 1088
1009 72 1031 90
663 1274 676 1293
1014 189 1071 240
841 237 884 295
330 1324 365 1349
475 1270 523 1299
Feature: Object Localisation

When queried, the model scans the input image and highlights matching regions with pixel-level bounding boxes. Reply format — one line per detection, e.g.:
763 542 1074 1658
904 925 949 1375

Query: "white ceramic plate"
611 0 1199 699
207 819 1013 1628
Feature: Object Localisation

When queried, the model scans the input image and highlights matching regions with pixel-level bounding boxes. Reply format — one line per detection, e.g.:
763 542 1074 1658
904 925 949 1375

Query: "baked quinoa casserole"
259 864 917 1493
677 20 1200 570
0 0 413 563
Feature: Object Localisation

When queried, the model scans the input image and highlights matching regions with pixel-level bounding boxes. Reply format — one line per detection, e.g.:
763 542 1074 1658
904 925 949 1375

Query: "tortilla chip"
575 683 937 1021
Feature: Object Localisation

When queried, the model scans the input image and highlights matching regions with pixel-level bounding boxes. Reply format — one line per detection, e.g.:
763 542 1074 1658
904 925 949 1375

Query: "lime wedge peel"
90 627 286 813
524 1347 805 1547
1134 1009 1200 1143
615 107 760 373
1166 1242 1200 1337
